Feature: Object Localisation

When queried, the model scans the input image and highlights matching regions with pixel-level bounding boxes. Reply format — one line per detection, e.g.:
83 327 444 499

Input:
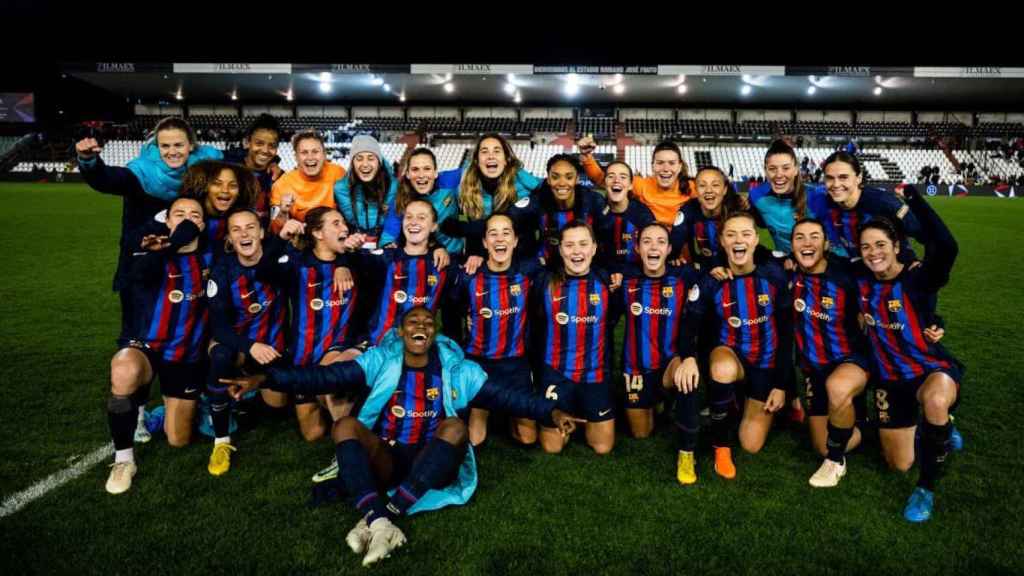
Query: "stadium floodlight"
874 86 883 96
613 83 625 95
399 93 407 102
230 92 238 101
319 72 331 82
371 76 385 87
286 90 294 101
504 82 516 95
741 85 752 96
319 82 331 93
677 84 688 94
514 91 522 104
807 86 816 95
444 82 455 93
383 84 391 92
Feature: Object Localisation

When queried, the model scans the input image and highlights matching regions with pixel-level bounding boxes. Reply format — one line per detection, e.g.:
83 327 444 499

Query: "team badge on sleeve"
688 285 700 302
674 211 685 226
515 197 530 208
207 280 218 298
155 209 168 223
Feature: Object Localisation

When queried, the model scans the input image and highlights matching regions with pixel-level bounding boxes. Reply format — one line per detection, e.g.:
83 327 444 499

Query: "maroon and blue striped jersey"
534 269 612 384
453 259 542 360
791 258 864 370
130 249 212 363
670 201 722 269
616 264 700 375
376 353 445 446
597 200 656 271
686 262 792 369
280 248 359 367
208 250 288 355
361 249 454 345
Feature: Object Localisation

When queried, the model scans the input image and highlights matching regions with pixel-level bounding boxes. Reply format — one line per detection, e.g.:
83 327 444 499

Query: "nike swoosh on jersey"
394 275 409 280
168 274 183 279
308 282 321 288
627 288 642 293
553 296 568 302
723 301 736 307
476 291 489 297
241 290 257 298
598 409 612 417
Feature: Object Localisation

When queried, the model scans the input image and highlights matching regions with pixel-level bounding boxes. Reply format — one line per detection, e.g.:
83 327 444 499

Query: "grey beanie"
350 134 382 161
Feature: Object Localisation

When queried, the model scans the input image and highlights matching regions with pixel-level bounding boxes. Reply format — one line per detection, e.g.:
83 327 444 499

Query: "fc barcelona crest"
888 299 902 312
590 293 601 306
758 294 770 307
427 275 438 287
426 388 440 401
662 286 674 298
510 284 521 296
821 297 835 310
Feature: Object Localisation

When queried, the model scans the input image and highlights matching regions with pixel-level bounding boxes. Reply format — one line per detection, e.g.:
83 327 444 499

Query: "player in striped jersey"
532 221 616 455
220 306 580 567
450 213 543 446
510 155 608 271
356 199 458 346
596 161 656 271
855 185 963 522
816 152 922 261
669 166 746 270
204 209 288 475
789 218 871 487
104 197 211 494
613 223 702 482
271 207 362 443
681 212 794 479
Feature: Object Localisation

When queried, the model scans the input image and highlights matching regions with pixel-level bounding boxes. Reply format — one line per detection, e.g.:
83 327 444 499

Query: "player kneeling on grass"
854 185 964 523
222 306 578 566
612 223 702 483
105 197 210 494
204 208 290 476
681 211 794 480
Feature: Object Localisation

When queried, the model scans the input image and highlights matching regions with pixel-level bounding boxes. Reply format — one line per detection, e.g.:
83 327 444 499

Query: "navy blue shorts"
623 368 667 410
875 367 962 429
384 440 465 490
802 356 871 417
736 357 781 404
541 366 614 423
468 356 534 409
117 338 204 400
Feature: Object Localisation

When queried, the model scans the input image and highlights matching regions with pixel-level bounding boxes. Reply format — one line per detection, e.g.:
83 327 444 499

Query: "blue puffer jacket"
333 161 399 242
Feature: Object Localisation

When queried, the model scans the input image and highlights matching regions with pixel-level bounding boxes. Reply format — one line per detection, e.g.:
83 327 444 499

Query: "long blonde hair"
459 133 523 220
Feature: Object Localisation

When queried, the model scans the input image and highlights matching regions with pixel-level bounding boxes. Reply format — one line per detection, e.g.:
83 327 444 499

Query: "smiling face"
721 215 759 270
206 167 240 215
296 137 326 178
792 221 827 272
406 153 437 195
352 151 380 183
859 227 900 277
227 210 264 261
548 160 578 205
765 153 798 195
559 226 596 276
695 169 727 214
476 137 508 179
483 214 517 268
245 128 279 170
637 225 670 276
313 210 348 254
399 307 437 357
824 160 863 207
402 201 436 246
605 163 632 206
652 149 682 190
167 198 205 236
156 128 192 170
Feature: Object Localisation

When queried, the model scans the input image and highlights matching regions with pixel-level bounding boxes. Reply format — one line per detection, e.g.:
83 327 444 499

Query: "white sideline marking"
0 443 113 519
